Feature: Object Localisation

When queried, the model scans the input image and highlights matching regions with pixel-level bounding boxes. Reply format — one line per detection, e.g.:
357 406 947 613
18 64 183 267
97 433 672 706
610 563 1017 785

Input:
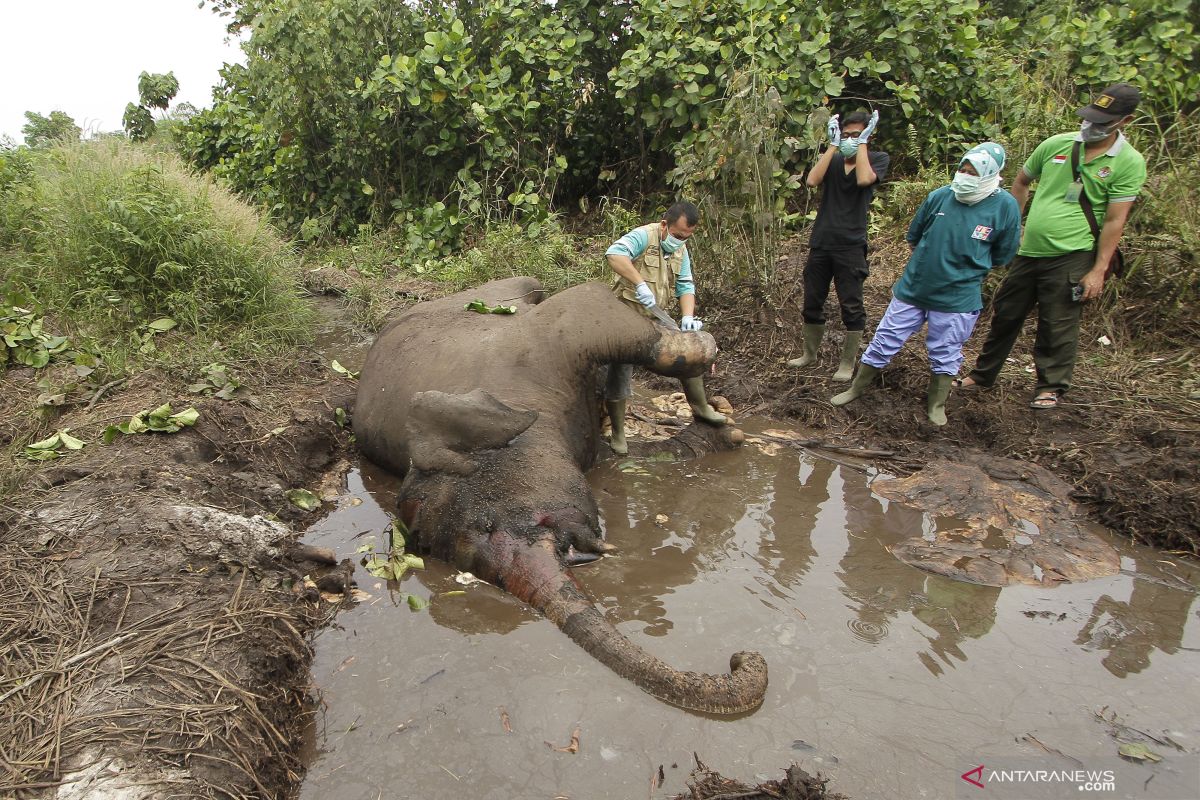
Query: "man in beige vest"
605 201 726 455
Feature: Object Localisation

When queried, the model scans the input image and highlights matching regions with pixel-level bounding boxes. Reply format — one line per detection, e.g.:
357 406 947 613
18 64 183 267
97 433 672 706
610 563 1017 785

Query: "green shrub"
0 139 311 348
427 217 603 293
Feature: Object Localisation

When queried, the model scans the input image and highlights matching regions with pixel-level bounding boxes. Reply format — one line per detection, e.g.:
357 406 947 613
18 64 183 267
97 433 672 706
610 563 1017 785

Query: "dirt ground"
1 236 1194 798
1 360 360 799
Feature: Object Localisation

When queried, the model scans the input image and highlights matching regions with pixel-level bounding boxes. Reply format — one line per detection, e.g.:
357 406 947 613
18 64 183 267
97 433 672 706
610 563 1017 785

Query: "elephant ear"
407 389 538 475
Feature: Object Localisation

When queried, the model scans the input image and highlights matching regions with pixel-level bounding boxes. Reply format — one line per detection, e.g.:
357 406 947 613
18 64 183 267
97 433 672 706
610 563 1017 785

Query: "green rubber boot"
831 330 864 382
830 363 880 406
606 400 628 454
927 374 953 426
681 376 727 426
786 323 825 368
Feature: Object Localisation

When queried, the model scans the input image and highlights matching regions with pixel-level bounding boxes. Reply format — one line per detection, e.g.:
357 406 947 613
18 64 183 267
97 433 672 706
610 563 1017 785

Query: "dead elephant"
354 277 767 715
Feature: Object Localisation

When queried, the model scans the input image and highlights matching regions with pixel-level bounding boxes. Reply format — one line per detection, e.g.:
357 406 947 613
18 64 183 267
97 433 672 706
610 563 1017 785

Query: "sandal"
1029 392 1060 410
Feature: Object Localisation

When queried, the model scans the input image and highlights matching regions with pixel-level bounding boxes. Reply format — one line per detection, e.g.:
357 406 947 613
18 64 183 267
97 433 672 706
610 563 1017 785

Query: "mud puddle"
297 422 1199 799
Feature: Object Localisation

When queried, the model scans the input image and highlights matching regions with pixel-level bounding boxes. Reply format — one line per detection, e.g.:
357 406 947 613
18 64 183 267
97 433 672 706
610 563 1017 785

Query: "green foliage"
102 403 200 443
425 217 600 293
124 71 181 142
0 302 72 370
1022 0 1198 112
138 71 180 111
0 139 311 351
123 103 155 142
21 111 81 148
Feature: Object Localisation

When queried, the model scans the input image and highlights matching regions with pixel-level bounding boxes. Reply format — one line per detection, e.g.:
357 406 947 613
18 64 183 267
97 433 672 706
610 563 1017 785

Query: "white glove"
633 282 656 308
859 109 880 143
680 315 703 331
827 114 841 147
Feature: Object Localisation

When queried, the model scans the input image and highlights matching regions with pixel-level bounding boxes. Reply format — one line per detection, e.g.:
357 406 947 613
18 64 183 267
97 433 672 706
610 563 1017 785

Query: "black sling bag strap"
1070 140 1125 278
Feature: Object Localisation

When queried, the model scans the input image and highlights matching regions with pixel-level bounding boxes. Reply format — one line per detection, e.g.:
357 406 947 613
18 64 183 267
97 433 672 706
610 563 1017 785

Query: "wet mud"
296 413 1199 799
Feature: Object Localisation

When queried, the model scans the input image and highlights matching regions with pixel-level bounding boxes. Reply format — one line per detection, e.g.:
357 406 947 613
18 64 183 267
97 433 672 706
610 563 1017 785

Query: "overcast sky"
1 1 245 143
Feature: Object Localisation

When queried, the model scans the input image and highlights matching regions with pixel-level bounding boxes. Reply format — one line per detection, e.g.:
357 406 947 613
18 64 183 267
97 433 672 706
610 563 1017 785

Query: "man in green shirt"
957 83 1147 408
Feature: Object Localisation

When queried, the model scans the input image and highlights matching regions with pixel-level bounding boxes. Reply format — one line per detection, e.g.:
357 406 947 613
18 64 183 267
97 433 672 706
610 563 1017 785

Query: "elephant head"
355 277 767 715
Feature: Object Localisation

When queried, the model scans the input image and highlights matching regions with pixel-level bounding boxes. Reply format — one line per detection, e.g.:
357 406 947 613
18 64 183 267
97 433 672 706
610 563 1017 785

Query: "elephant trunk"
512 560 767 715
645 328 719 379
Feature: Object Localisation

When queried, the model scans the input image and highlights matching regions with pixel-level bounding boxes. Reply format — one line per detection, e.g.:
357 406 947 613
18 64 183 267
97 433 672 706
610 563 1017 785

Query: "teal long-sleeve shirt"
893 186 1021 313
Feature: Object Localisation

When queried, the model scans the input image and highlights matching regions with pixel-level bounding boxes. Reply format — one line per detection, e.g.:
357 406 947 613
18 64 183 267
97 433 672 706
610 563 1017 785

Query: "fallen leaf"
500 707 512 734
1118 742 1162 762
547 726 581 754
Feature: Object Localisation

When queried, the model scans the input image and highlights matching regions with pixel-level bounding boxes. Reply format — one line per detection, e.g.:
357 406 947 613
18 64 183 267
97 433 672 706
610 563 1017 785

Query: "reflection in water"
1074 571 1196 678
299 423 1200 800
834 469 1000 671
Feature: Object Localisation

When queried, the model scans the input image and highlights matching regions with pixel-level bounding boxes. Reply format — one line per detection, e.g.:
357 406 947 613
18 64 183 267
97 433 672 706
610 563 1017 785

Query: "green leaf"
334 407 348 428
364 556 394 579
406 594 428 611
286 488 322 511
403 554 425 570
58 429 86 450
331 360 360 379
146 318 177 332
464 300 517 315
25 432 62 451
390 519 407 551
1118 743 1162 762
168 407 200 428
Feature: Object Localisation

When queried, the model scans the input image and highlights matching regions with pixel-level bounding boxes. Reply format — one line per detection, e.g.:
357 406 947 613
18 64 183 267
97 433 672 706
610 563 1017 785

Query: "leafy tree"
124 71 180 142
21 111 81 148
138 71 180 111
183 0 1196 246
123 104 155 142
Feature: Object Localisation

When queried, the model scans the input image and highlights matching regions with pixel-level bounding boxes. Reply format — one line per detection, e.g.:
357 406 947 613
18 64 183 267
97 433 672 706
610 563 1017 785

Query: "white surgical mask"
662 233 686 253
839 137 860 158
1079 120 1113 143
951 171 1000 205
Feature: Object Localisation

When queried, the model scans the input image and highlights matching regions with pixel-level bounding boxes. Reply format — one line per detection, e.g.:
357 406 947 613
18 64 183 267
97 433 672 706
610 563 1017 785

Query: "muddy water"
297 430 1200 800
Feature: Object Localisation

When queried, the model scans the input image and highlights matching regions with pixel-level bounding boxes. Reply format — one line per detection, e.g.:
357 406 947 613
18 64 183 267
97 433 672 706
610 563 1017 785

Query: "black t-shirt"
809 150 890 249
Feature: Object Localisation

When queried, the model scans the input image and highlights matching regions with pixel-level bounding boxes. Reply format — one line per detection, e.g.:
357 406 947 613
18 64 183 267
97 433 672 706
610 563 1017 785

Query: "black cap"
1077 83 1141 123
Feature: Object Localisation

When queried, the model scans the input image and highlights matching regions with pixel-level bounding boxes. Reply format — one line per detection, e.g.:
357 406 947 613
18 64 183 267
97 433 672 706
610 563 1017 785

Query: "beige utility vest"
611 223 685 315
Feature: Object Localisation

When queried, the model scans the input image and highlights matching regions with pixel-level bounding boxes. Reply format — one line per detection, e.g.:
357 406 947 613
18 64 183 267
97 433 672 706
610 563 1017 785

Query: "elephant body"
355 277 767 715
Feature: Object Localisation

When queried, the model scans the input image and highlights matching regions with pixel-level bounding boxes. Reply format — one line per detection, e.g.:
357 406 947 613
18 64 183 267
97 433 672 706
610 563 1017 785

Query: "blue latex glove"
827 114 841 147
680 315 703 332
858 109 880 143
633 282 656 308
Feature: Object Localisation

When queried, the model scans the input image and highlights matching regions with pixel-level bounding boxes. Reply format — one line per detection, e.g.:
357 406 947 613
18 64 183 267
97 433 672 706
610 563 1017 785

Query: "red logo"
962 765 985 789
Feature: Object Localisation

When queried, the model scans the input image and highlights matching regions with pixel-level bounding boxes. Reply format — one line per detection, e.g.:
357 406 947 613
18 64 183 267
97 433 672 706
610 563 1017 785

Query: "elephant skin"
355 277 767 715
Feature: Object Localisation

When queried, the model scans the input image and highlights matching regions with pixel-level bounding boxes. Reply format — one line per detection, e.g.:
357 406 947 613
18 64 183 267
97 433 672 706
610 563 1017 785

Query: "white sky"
1 0 245 143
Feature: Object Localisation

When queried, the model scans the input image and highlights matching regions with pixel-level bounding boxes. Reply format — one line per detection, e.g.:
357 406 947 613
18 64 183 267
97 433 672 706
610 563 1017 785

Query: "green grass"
0 138 313 365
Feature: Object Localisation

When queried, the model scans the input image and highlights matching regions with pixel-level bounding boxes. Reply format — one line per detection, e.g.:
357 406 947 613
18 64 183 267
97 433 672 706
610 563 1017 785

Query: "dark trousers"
968 251 1093 395
802 246 868 331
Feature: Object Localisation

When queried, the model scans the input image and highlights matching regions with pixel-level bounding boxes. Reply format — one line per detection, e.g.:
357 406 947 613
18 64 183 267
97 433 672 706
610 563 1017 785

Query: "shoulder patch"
1051 154 1068 164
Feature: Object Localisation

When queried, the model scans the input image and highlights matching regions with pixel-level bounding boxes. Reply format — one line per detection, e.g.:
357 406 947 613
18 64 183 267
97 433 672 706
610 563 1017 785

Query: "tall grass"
0 139 312 354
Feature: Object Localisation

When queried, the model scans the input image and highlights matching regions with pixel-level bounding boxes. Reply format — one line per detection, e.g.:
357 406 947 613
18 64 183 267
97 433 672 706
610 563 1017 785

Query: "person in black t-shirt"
788 109 890 381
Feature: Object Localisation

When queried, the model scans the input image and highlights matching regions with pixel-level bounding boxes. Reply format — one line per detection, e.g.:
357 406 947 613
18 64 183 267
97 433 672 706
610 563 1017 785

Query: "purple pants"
862 298 980 375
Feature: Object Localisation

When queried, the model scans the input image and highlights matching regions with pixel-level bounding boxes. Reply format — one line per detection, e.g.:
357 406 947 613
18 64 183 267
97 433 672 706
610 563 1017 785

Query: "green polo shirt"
1018 132 1146 257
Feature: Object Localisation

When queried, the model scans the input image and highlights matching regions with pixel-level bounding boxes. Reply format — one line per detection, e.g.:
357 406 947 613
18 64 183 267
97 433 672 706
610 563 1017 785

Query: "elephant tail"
529 576 768 715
